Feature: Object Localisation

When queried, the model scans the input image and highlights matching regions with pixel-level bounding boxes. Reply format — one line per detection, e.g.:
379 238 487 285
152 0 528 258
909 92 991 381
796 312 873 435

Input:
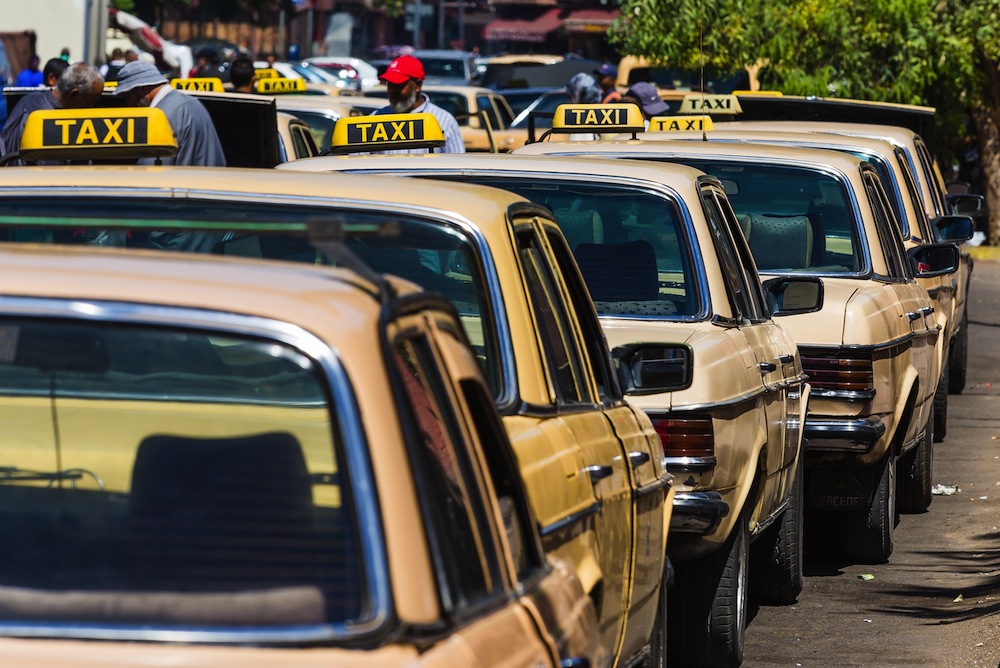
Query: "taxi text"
679 94 743 115
561 107 631 127
42 117 147 146
256 78 305 94
649 116 714 132
347 118 424 144
171 78 222 92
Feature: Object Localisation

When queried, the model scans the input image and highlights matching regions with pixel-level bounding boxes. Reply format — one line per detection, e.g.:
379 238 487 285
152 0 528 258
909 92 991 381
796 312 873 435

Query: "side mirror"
613 342 692 395
908 243 960 278
946 193 984 218
933 214 975 243
762 276 824 316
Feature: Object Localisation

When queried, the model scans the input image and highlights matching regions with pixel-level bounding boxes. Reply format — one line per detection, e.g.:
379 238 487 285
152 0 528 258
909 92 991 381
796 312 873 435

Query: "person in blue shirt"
15 55 43 87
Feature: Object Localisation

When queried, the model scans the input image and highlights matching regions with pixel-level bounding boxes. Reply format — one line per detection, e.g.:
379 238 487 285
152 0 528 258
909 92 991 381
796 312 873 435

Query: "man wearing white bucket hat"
115 60 225 168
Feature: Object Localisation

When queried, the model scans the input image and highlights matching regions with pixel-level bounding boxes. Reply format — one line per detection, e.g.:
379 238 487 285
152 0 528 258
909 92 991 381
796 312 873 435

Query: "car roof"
513 137 865 174
281 152 711 201
0 166 527 222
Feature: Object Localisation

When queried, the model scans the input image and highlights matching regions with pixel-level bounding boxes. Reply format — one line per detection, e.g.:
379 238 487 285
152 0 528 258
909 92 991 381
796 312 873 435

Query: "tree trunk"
973 105 1000 245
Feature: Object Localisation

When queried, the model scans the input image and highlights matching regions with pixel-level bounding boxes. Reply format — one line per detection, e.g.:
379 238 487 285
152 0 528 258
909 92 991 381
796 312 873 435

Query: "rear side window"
0 319 364 631
447 177 701 318
670 159 865 274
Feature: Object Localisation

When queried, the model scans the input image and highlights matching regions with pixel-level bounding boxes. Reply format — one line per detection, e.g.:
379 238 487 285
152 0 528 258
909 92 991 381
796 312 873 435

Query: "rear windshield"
0 199 504 398
443 178 703 318
0 318 364 634
655 159 865 274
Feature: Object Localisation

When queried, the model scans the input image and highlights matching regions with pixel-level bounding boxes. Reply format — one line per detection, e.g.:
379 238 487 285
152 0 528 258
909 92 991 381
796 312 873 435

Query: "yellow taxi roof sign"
648 115 714 132
254 77 307 94
330 112 445 154
103 80 118 91
679 94 743 115
17 107 178 162
171 77 224 92
254 68 281 80
551 103 646 133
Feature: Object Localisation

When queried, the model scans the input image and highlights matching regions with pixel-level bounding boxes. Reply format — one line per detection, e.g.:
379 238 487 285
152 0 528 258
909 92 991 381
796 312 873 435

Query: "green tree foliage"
612 0 1000 240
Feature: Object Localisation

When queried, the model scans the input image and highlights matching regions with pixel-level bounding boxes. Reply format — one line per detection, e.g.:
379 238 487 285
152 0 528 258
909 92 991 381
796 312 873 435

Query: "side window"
545 228 616 401
291 125 314 159
495 96 516 128
707 186 770 321
517 230 588 405
864 171 911 279
393 335 498 611
701 188 758 322
915 140 945 217
895 148 932 240
476 95 502 131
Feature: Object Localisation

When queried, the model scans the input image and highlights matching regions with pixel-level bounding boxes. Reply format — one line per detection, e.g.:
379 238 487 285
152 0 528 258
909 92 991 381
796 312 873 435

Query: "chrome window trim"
0 296 391 645
539 501 601 538
0 189 520 409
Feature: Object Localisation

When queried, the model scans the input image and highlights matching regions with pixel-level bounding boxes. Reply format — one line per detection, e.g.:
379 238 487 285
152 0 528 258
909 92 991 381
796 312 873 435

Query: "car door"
699 184 794 507
514 221 634 656
540 220 668 659
864 169 939 423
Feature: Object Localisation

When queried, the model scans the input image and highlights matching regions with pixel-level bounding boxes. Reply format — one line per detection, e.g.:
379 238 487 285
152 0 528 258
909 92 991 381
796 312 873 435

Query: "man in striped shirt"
372 55 465 154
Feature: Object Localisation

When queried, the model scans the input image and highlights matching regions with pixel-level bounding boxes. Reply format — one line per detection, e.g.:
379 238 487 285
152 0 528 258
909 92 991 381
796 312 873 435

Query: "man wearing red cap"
373 55 465 153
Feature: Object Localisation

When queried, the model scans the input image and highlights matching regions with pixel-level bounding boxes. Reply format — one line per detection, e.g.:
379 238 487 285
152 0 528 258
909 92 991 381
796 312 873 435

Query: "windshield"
442 177 702 318
0 199 504 398
0 318 365 635
654 159 864 274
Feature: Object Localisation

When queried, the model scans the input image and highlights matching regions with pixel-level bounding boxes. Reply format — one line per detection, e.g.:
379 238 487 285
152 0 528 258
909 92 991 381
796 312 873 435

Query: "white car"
306 57 379 92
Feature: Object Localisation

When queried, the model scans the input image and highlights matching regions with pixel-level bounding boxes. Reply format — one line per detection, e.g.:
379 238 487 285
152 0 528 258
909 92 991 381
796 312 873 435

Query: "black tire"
668 510 749 668
645 567 669 668
934 362 948 442
898 408 934 513
948 314 968 394
841 453 896 564
751 454 804 605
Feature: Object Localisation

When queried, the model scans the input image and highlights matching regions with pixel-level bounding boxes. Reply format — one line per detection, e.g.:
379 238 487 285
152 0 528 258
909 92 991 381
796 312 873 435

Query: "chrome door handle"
777 354 795 364
906 311 921 322
628 451 651 467
759 362 777 374
920 306 935 316
585 465 613 483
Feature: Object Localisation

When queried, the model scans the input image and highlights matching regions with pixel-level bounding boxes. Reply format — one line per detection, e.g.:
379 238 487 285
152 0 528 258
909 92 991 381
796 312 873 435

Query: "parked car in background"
306 56 379 92
410 49 479 85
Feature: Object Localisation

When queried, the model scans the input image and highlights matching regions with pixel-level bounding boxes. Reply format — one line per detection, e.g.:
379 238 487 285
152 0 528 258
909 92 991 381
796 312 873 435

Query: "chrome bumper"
670 491 729 534
804 416 886 452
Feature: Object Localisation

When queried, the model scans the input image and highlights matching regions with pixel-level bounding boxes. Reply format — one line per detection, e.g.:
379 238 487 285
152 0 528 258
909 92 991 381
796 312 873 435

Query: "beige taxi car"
640 124 974 443
0 243 604 666
517 117 960 565
0 107 674 667
711 94 980 395
282 106 823 667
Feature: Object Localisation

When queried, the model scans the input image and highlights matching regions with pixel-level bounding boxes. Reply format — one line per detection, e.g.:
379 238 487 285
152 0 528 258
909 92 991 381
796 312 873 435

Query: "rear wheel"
668 509 748 668
948 315 968 394
898 409 934 513
841 453 896 563
751 454 804 604
934 362 948 442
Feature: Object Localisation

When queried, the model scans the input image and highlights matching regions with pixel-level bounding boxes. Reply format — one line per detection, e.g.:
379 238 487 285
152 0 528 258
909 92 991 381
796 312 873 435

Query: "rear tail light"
651 415 714 458
800 352 874 396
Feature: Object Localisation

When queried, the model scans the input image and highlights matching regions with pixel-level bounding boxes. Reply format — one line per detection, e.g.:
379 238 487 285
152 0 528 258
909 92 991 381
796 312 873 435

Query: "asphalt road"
742 258 1000 667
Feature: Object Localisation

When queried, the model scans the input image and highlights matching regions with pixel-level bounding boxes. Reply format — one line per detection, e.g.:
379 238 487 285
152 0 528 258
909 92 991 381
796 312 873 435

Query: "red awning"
482 9 562 43
562 8 619 33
